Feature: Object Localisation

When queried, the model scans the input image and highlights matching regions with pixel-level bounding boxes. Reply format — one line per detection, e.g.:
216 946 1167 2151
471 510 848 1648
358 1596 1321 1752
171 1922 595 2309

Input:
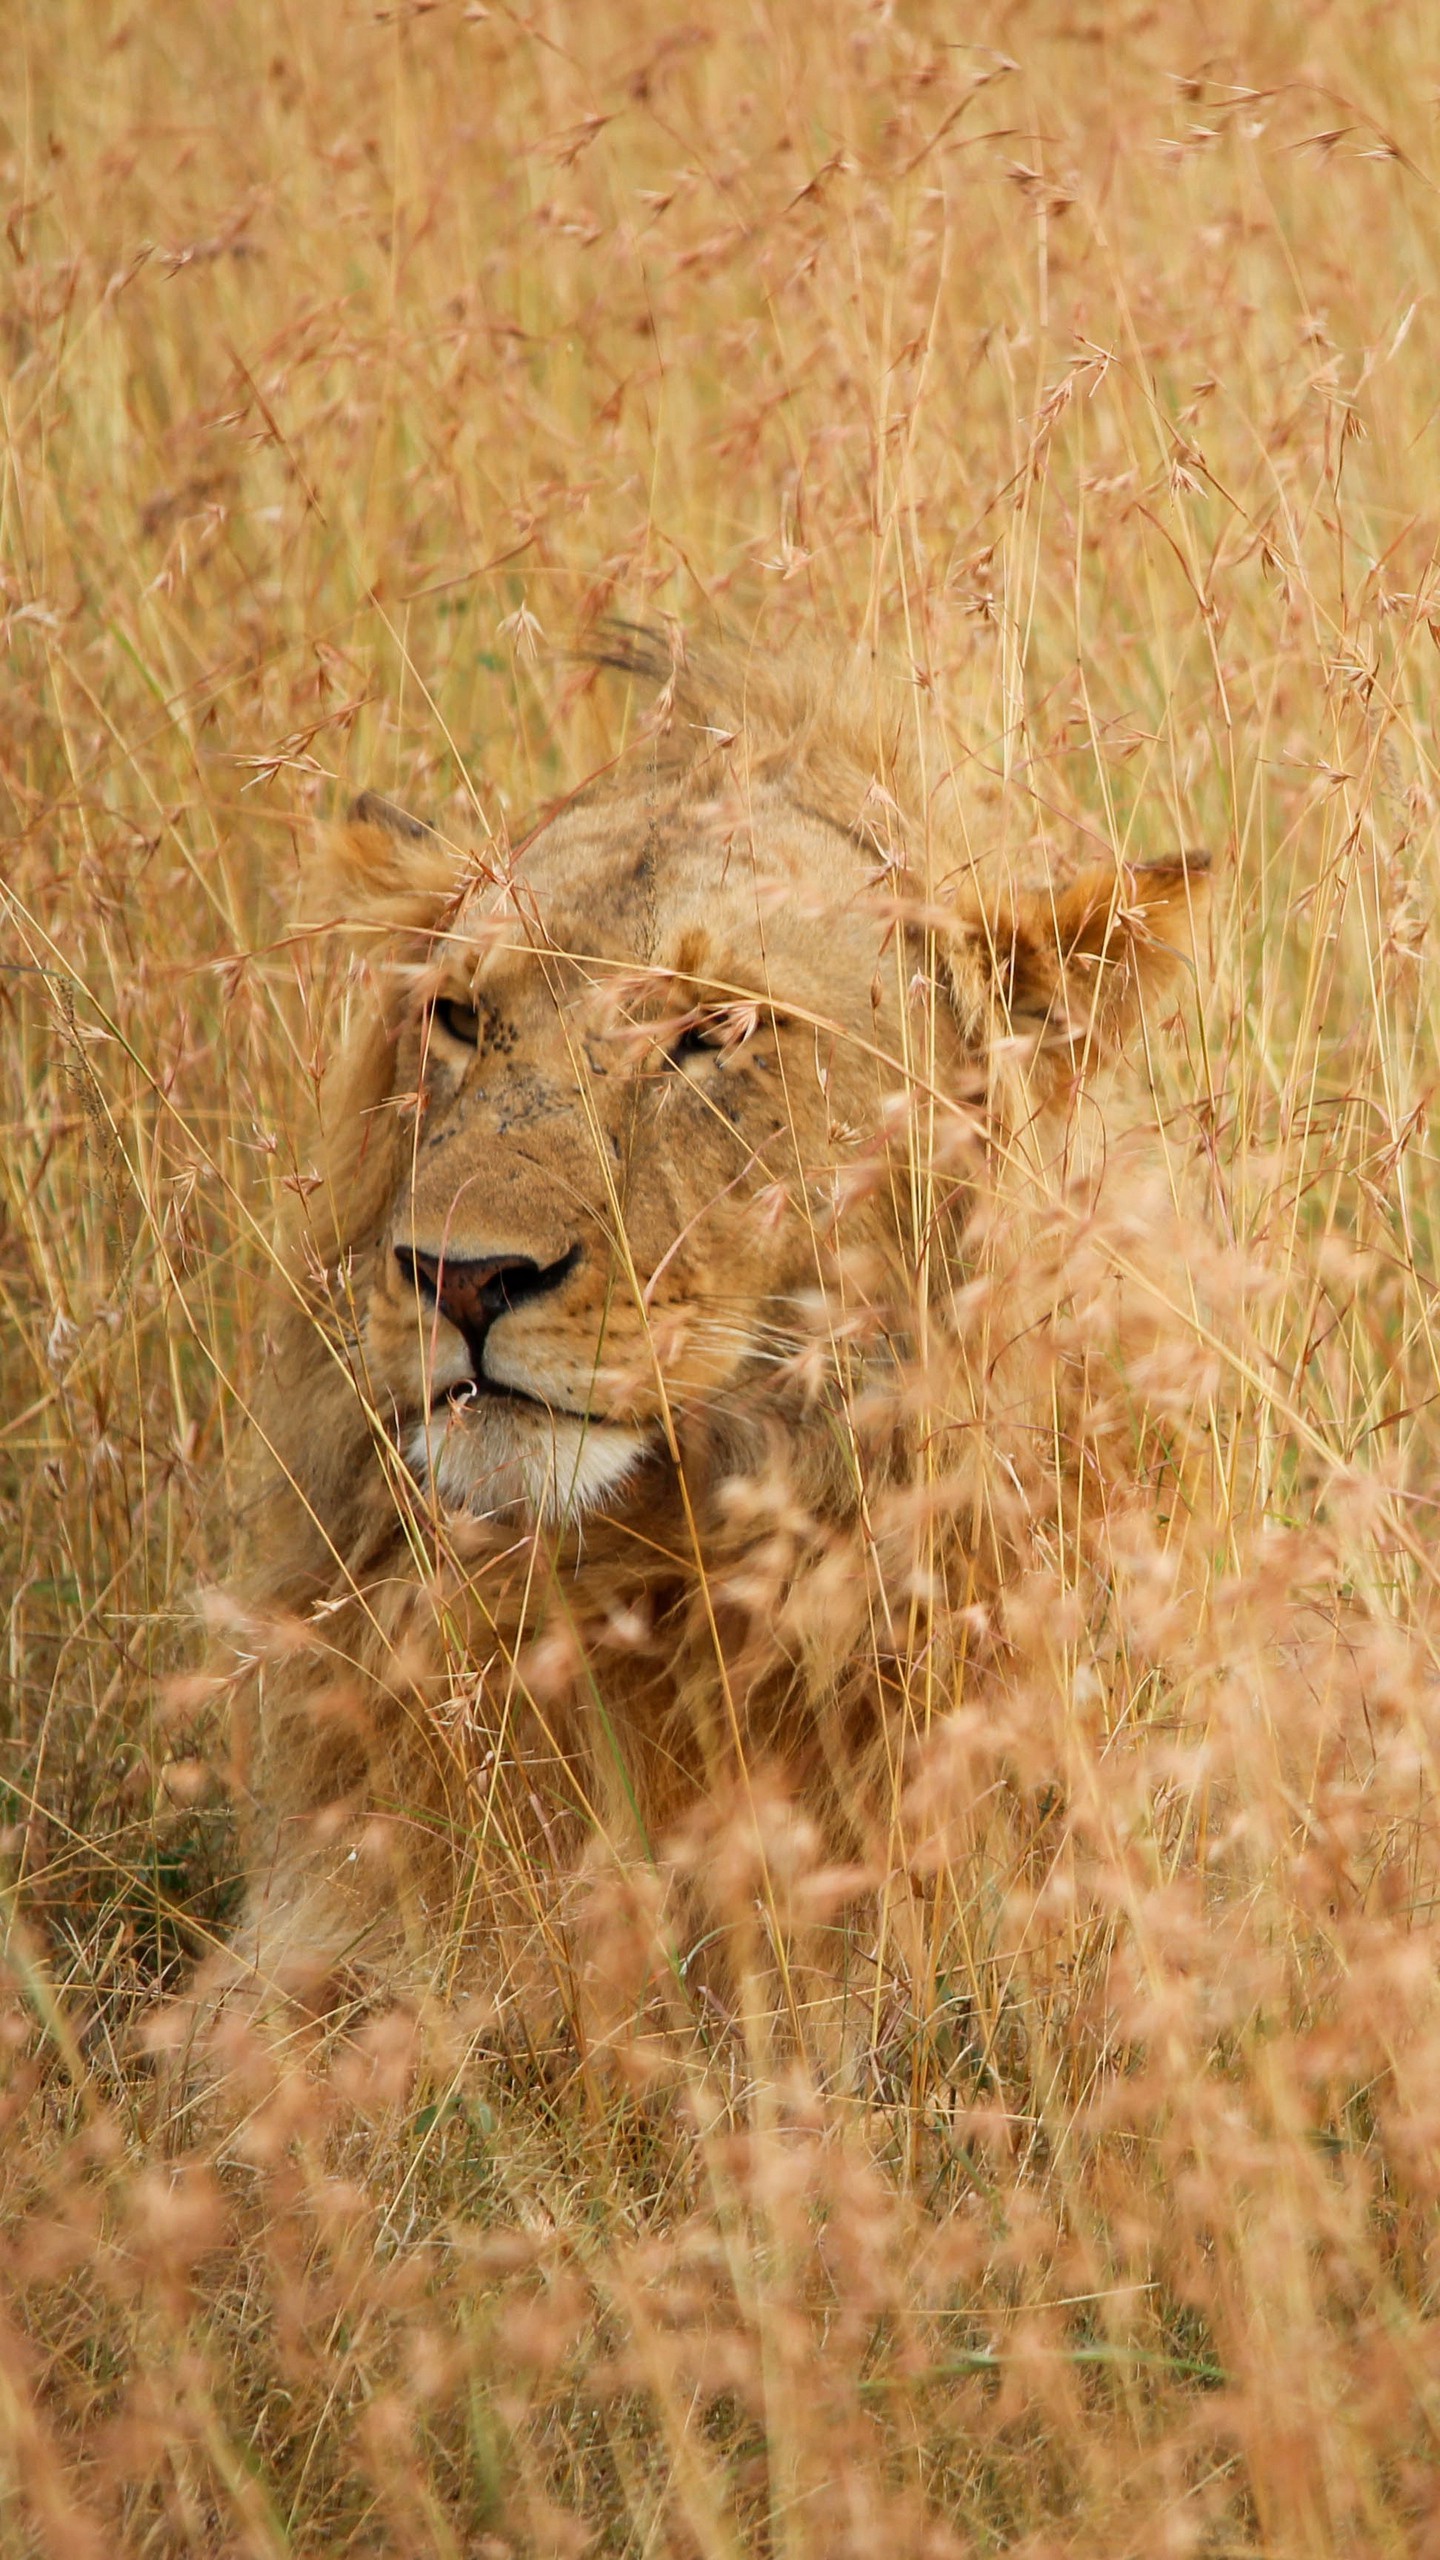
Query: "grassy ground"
5 1 1440 2550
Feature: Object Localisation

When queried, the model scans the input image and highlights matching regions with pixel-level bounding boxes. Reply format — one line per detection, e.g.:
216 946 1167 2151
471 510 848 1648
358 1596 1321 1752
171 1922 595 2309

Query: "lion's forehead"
452 792 885 1011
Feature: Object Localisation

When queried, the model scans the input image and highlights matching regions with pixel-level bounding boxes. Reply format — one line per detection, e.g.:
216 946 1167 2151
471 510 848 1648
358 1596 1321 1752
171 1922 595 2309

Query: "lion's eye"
669 1003 763 1064
670 1020 722 1062
431 997 482 1048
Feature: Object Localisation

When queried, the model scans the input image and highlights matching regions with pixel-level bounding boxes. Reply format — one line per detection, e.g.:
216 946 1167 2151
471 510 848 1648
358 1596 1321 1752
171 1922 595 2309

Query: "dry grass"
5 1 1440 2551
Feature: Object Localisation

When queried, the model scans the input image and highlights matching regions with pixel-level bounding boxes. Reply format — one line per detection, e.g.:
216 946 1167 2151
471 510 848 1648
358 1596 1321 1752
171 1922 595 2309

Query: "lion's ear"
942 854 1209 1078
307 791 465 932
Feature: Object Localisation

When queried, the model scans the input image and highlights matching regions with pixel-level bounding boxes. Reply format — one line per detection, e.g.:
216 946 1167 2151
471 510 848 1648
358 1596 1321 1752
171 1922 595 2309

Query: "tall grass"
4 2 1440 2550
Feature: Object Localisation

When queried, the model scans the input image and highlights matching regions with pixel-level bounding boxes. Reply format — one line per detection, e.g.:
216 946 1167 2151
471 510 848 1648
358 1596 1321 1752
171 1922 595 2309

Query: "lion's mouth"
428 1375 604 1426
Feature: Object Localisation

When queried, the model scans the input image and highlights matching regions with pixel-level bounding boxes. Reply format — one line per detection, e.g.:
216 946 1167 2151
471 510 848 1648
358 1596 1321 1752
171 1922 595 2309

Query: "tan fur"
222 626 1209 2012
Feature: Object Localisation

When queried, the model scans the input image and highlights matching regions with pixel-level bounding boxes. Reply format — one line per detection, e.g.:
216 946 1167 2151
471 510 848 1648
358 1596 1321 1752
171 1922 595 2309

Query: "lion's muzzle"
395 1241 582 1393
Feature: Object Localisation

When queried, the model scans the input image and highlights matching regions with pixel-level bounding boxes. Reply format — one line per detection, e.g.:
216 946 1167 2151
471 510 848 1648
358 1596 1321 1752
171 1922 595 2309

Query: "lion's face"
363 779 921 1524
335 680 1201 1535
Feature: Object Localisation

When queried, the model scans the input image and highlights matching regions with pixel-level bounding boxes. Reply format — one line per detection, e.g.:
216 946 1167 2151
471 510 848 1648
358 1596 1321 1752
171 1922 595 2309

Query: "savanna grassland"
5 1 1440 2552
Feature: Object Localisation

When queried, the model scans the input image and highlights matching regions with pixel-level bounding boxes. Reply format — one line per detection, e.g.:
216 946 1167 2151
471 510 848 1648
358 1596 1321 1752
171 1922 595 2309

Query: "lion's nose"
395 1243 580 1353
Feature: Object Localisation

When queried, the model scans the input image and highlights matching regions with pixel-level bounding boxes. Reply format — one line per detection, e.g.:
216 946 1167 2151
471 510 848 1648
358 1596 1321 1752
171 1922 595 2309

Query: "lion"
220 626 1209 2022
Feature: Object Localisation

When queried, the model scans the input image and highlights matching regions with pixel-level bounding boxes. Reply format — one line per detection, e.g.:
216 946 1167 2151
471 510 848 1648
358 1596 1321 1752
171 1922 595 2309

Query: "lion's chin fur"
404 1396 652 1526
